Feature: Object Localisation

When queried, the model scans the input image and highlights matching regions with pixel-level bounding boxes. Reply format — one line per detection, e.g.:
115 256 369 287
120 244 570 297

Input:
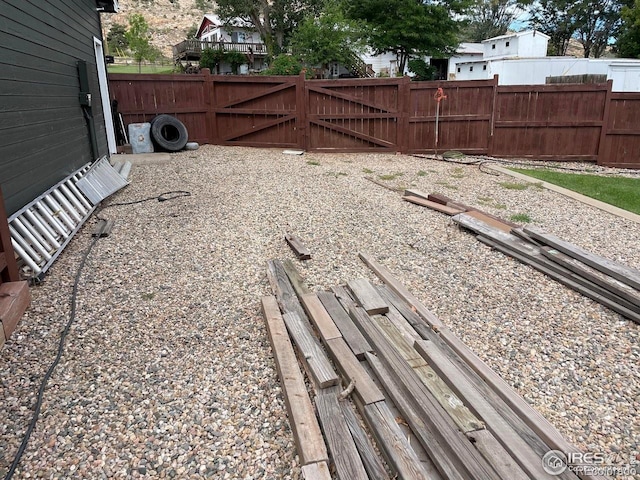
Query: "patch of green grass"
307 160 321 166
450 167 465 179
511 168 640 214
327 171 348 177
107 64 176 74
417 170 428 177
477 196 493 202
477 197 507 210
435 181 458 191
378 172 404 181
510 213 532 223
362 168 374 174
499 181 531 190
141 292 155 300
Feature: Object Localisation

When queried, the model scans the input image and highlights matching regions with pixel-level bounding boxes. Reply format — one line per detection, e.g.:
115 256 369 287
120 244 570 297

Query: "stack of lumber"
263 256 605 480
452 213 640 325
402 190 520 231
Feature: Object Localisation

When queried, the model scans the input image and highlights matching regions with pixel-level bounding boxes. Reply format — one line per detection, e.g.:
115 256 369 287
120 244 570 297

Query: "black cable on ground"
4 190 191 479
4 234 100 480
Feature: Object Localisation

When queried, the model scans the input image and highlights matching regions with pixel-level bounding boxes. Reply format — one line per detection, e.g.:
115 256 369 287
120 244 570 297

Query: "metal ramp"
8 157 129 279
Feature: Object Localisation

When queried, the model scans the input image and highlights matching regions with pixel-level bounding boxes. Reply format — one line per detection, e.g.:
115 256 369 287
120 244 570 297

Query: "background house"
0 0 118 216
452 30 640 92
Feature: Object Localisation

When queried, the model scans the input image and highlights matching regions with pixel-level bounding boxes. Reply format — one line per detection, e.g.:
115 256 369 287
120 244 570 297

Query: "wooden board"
403 188 430 200
283 311 340 388
524 226 640 290
372 314 484 434
415 339 559 479
477 236 640 324
325 335 385 405
0 281 30 340
285 234 312 260
317 291 372 359
347 278 389 315
301 461 332 480
466 429 530 480
358 253 444 330
427 193 454 205
541 247 640 310
315 387 369 480
300 293 343 341
363 401 433 480
266 259 308 322
365 352 468 480
282 258 312 298
464 210 514 233
339 398 391 480
402 195 465 215
437 325 604 480
352 311 501 480
261 296 329 465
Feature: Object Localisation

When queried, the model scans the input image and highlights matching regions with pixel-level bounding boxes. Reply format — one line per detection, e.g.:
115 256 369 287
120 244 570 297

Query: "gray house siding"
0 0 109 215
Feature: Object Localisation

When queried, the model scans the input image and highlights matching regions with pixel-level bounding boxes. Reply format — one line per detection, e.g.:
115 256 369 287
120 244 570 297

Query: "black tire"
150 114 189 152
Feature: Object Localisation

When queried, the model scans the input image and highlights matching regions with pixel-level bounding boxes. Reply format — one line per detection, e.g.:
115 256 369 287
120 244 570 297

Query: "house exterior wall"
0 0 109 215
483 31 548 59
448 52 484 79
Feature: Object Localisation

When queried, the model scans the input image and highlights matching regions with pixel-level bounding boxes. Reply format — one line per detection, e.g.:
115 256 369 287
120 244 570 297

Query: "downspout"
77 60 99 161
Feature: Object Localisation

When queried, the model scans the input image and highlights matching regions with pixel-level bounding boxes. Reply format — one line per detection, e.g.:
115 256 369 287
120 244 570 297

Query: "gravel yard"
1 145 638 479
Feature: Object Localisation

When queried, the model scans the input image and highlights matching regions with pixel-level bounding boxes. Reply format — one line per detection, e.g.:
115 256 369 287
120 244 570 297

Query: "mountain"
100 0 210 58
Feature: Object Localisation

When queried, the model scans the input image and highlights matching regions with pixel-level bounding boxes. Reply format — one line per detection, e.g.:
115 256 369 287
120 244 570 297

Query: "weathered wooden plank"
358 252 444 330
325 335 385 405
300 293 343 341
415 339 558 479
402 195 465 215
363 401 434 480
352 310 501 480
477 236 640 324
339 398 391 480
437 326 602 480
372 314 484 434
266 259 308 321
466 429 530 480
301 461 332 480
0 281 30 340
317 291 372 359
378 284 587 479
427 193 454 205
464 210 514 233
541 247 640 310
282 258 312 298
285 233 312 260
404 188 430 200
315 387 369 480
347 278 389 315
331 285 358 310
282 311 339 388
365 352 467 480
261 296 329 465
524 226 640 290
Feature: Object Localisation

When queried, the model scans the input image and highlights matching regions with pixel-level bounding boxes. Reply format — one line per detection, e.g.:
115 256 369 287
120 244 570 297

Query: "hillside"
100 0 210 58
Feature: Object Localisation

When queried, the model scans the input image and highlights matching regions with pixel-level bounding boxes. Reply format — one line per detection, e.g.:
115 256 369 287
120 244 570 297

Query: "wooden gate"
305 79 402 152
211 75 303 149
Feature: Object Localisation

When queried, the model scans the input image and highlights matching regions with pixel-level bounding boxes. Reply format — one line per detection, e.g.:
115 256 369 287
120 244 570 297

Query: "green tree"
200 47 226 73
215 0 324 57
261 54 306 75
344 0 467 74
225 51 248 74
573 0 622 57
107 23 129 55
463 0 531 41
125 14 159 72
528 0 577 55
616 0 640 57
408 58 436 80
195 0 214 11
185 25 198 40
290 3 365 76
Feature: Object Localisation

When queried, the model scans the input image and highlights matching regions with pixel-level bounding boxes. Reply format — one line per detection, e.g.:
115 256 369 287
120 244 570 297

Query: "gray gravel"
1 145 638 479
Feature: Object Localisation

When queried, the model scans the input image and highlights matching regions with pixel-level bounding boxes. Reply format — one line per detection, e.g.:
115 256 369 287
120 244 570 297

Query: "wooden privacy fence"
108 72 640 168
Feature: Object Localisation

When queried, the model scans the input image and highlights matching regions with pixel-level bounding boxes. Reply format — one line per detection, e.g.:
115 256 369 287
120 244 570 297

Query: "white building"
451 30 640 92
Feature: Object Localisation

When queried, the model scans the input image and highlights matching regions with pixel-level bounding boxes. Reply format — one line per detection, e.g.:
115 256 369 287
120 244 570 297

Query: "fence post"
201 68 216 145
596 79 613 166
0 187 19 283
398 75 411 153
297 71 308 151
487 74 499 157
